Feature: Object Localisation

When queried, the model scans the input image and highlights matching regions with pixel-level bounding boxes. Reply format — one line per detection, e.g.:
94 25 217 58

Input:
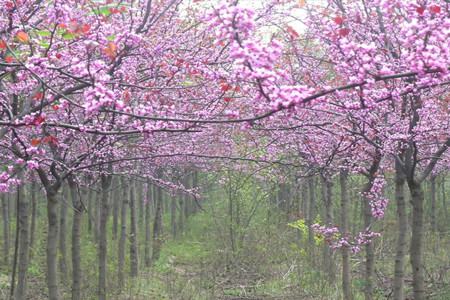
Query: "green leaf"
36 30 52 37
62 32 76 40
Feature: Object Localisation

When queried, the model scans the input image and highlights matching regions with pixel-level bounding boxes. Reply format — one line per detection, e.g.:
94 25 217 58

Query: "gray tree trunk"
408 180 426 300
46 191 60 300
98 174 112 300
430 176 437 233
112 177 119 240
129 180 139 277
393 161 407 300
68 177 83 300
145 183 152 267
118 178 128 289
152 184 163 263
15 183 29 300
2 194 9 266
59 185 68 281
29 181 37 254
340 170 352 300
321 176 334 282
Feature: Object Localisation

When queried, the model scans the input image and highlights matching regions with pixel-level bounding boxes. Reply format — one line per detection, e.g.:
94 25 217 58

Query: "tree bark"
307 176 316 251
2 193 9 266
59 185 68 282
145 183 152 267
68 177 83 300
46 190 60 300
171 196 177 237
29 181 37 254
321 176 334 282
393 161 407 300
340 169 352 300
408 180 426 300
152 184 163 263
98 174 112 300
112 177 119 240
15 183 30 300
430 175 437 233
118 178 128 290
129 180 139 277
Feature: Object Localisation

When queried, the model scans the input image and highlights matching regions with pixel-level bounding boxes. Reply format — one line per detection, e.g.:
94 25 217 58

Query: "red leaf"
5 56 13 63
416 6 425 15
33 92 43 101
55 53 62 59
32 115 45 126
30 138 41 146
338 28 350 37
224 97 232 103
15 31 29 43
334 16 344 25
52 105 59 111
430 5 441 14
0 40 6 50
80 24 91 34
220 83 232 92
287 26 299 39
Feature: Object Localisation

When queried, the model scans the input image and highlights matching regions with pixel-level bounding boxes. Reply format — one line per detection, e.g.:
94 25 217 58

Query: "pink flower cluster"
311 223 381 254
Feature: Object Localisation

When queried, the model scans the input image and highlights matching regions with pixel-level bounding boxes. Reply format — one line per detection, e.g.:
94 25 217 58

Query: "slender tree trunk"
307 177 316 251
29 181 37 254
145 183 152 267
118 178 128 290
442 176 449 223
144 183 153 267
15 183 29 300
87 188 93 234
321 176 334 282
178 194 184 234
430 176 437 233
68 177 83 300
2 194 9 266
363 191 374 300
59 185 68 281
152 184 163 263
340 169 352 300
95 187 101 243
129 180 139 277
98 174 112 300
171 196 177 237
112 177 119 240
46 191 60 300
408 180 425 300
393 161 407 300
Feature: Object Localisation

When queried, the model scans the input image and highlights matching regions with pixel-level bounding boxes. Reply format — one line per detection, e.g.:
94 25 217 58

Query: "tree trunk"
408 180 425 300
59 185 68 282
15 183 30 300
171 196 177 237
98 174 112 300
145 183 152 268
393 161 407 300
118 178 128 290
152 184 163 263
68 177 83 300
87 188 93 235
307 177 316 251
129 180 139 277
321 176 334 282
112 177 119 240
363 190 374 300
29 181 37 254
430 176 437 233
46 191 60 300
2 194 9 266
340 169 352 300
